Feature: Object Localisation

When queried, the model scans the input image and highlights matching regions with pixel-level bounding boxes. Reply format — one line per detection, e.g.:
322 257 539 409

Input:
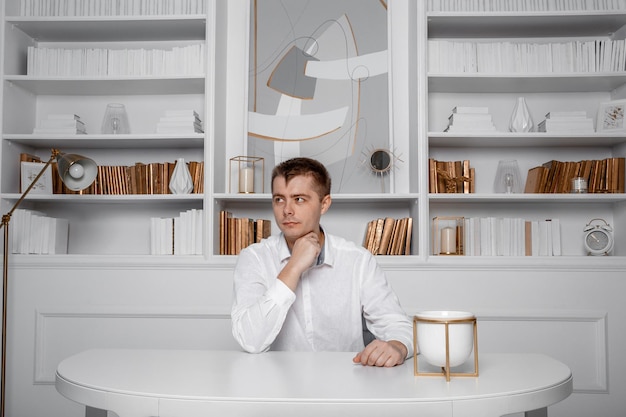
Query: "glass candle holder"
570 177 588 193
101 103 130 134
494 160 522 193
229 156 265 194
432 216 464 255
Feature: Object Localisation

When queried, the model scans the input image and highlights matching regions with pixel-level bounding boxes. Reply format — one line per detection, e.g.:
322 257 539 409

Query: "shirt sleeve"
231 246 296 353
359 252 414 358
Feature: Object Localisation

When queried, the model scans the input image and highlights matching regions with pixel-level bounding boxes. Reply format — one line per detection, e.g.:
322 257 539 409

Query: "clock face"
585 229 612 254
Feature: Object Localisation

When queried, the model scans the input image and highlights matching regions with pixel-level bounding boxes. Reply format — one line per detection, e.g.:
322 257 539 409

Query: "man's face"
272 174 331 245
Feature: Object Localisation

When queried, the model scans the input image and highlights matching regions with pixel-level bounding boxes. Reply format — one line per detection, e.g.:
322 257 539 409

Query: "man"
231 157 413 367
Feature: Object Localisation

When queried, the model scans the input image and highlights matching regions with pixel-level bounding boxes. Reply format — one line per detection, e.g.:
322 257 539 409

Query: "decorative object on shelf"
33 113 86 135
413 311 479 381
570 177 588 194
1 149 97 417
538 110 594 133
432 216 464 255
444 106 496 133
20 161 53 194
596 99 626 132
494 160 522 194
360 146 403 193
169 158 194 194
583 218 614 256
101 103 130 134
508 97 534 133
428 158 474 193
229 156 265 194
156 109 203 134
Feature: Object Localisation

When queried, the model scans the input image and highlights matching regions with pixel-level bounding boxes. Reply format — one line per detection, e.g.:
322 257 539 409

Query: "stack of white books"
444 106 497 133
150 209 203 255
10 209 69 255
156 110 203 134
33 114 86 134
537 111 595 133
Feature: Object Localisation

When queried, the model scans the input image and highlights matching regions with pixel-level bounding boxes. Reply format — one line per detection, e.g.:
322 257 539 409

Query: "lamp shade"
56 153 98 191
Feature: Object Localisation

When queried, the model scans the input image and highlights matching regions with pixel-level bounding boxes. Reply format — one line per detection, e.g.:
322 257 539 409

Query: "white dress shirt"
231 230 414 356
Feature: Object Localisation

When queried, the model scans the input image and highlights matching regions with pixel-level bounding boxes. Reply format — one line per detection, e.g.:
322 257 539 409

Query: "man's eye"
295 197 305 203
273 197 283 203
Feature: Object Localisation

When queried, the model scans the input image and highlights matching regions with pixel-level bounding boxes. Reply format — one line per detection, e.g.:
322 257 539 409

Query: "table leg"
85 406 107 417
525 407 548 417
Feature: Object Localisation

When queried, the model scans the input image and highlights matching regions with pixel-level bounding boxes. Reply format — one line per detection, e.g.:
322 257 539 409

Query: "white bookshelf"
1 0 215 257
424 4 626 259
2 0 626 261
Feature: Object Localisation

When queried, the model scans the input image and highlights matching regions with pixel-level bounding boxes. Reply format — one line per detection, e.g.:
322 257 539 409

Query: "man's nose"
283 201 294 215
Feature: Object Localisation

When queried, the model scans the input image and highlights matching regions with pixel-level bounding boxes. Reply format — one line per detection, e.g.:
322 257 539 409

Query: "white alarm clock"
583 218 614 256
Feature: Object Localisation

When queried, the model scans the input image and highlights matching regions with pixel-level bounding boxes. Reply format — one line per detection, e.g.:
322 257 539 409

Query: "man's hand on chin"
352 339 408 367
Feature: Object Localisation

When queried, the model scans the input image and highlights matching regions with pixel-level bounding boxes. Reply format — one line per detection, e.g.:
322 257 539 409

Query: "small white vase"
169 158 194 194
509 97 534 133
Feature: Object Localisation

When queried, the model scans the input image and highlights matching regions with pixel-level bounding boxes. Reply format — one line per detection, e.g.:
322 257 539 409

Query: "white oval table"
56 349 572 417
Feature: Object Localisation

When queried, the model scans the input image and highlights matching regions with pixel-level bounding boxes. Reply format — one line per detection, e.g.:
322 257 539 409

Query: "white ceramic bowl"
415 310 475 368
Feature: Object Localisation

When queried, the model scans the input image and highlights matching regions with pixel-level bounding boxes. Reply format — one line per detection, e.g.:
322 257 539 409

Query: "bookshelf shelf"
427 11 626 38
428 132 626 148
5 15 207 41
213 193 420 204
5 76 205 95
428 73 626 94
0 193 204 204
429 193 626 204
4 134 204 148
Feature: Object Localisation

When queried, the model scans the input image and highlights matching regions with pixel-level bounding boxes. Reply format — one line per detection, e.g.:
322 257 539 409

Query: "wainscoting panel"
34 307 238 384
472 311 607 393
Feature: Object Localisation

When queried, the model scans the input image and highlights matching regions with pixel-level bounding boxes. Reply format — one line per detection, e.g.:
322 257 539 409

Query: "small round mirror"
369 149 392 173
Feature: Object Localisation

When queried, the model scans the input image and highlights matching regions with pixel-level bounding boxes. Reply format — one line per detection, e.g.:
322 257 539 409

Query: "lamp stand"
1 150 60 417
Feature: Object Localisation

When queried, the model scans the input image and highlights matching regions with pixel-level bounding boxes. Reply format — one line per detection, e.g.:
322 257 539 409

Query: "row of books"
427 0 626 11
537 111 595 133
461 217 561 257
428 158 475 194
20 0 205 16
10 209 69 255
219 211 272 255
33 113 87 135
363 217 413 256
156 109 203 134
20 154 204 195
444 106 496 133
525 157 625 193
149 209 203 255
429 39 626 74
27 44 205 77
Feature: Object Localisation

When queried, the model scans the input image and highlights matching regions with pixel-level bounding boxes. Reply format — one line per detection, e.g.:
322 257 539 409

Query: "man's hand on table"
352 339 408 367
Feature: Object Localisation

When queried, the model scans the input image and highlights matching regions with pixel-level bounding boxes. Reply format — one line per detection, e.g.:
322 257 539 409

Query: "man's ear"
320 194 332 214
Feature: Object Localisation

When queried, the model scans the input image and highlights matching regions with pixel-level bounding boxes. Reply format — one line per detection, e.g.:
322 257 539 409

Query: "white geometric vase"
169 158 194 194
509 97 534 133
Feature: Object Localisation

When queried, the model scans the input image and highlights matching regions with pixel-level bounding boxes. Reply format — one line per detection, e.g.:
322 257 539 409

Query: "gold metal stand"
413 315 479 381
1 149 97 417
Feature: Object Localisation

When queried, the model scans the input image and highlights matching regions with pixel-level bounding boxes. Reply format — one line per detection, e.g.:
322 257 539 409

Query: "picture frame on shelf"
20 161 53 194
596 100 626 132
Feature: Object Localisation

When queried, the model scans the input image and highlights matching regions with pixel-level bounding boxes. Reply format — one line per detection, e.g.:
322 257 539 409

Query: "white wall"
4 261 626 417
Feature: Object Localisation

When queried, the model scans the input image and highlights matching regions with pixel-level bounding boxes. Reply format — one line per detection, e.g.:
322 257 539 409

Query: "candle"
440 227 456 254
239 166 254 193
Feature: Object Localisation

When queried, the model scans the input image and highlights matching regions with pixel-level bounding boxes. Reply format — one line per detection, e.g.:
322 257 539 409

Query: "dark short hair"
271 157 331 199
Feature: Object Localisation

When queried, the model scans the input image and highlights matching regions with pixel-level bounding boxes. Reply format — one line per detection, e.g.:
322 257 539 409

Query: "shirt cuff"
267 278 297 306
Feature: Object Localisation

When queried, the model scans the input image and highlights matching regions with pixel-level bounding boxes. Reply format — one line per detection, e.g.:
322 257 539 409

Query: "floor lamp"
1 149 97 417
